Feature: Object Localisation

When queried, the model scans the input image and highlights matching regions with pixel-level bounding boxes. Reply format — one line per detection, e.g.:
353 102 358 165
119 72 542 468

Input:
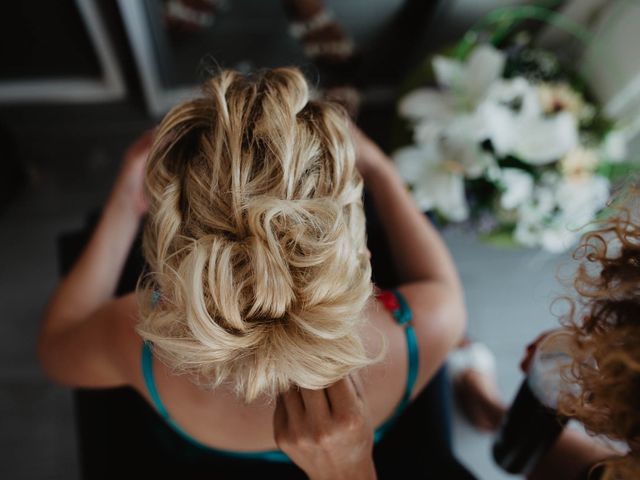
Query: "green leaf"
478 227 520 249
597 161 640 182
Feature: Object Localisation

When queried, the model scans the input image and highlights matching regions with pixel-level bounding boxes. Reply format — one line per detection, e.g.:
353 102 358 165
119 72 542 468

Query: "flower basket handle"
453 5 593 61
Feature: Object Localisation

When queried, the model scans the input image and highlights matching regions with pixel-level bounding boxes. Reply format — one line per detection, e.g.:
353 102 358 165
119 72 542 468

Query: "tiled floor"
445 229 570 479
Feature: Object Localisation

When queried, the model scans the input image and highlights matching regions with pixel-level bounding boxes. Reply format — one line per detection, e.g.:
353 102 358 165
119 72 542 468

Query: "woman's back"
120 295 411 452
39 67 466 470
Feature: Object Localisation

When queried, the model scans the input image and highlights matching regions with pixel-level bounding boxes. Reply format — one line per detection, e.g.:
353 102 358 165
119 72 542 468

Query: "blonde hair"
137 67 374 402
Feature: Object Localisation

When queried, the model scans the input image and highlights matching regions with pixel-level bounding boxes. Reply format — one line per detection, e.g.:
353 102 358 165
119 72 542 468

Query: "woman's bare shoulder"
112 293 146 385
391 283 466 395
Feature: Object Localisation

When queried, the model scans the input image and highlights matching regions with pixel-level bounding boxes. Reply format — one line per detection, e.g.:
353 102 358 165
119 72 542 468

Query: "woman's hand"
273 377 377 480
108 129 155 217
519 330 555 373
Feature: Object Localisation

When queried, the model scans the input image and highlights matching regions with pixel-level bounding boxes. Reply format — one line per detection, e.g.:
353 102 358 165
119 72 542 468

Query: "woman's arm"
528 428 616 480
351 125 466 385
351 125 461 291
38 132 152 386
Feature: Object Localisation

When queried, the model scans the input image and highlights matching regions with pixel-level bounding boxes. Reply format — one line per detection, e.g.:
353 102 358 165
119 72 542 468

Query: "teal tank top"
141 288 419 463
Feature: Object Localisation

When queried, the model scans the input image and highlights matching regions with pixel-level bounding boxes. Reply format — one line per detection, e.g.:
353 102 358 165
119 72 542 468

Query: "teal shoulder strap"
141 342 171 420
374 289 420 440
391 289 419 407
141 341 292 462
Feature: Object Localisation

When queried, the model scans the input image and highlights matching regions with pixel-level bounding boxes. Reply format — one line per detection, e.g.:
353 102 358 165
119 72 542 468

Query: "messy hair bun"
137 68 374 402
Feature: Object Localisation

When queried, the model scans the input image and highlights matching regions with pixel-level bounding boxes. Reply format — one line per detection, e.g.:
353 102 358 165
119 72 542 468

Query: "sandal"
288 10 355 64
282 0 359 82
448 340 506 432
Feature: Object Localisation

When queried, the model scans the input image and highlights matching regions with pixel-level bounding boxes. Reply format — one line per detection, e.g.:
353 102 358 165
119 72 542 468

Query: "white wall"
581 1 640 122
537 0 640 155
585 1 640 158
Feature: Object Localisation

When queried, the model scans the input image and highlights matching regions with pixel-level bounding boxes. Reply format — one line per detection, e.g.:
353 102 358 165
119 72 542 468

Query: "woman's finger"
349 374 366 401
273 393 289 438
280 387 306 425
299 387 330 424
520 331 554 373
326 377 361 416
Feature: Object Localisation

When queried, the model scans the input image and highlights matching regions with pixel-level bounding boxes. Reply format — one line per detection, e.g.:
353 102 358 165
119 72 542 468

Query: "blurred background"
0 0 639 478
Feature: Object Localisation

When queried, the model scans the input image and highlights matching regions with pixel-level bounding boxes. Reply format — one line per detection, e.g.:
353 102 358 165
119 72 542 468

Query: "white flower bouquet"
394 28 635 252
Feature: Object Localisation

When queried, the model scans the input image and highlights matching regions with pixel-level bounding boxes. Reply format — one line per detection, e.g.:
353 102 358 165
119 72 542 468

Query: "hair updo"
136 67 374 402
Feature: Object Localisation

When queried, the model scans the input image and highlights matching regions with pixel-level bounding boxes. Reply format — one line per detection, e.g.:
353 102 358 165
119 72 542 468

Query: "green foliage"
597 161 640 182
479 226 519 249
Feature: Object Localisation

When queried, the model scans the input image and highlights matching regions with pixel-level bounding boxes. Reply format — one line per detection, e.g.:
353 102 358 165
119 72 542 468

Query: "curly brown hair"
559 204 640 479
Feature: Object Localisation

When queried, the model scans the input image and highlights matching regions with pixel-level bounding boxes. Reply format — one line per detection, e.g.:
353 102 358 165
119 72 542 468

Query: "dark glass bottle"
493 330 574 475
493 378 568 474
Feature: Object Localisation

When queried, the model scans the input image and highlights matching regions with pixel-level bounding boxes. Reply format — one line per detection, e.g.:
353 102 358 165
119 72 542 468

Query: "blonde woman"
39 68 466 476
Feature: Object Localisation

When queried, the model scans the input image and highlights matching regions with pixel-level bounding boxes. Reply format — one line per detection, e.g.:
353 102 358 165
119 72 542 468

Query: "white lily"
600 130 628 163
398 88 456 124
432 44 506 107
539 223 580 253
393 120 497 223
555 175 610 228
514 194 570 253
436 114 495 176
515 214 576 253
395 45 504 222
559 147 599 181
513 172 610 252
499 168 534 210
394 145 470 221
537 82 594 123
478 78 579 165
398 44 506 147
